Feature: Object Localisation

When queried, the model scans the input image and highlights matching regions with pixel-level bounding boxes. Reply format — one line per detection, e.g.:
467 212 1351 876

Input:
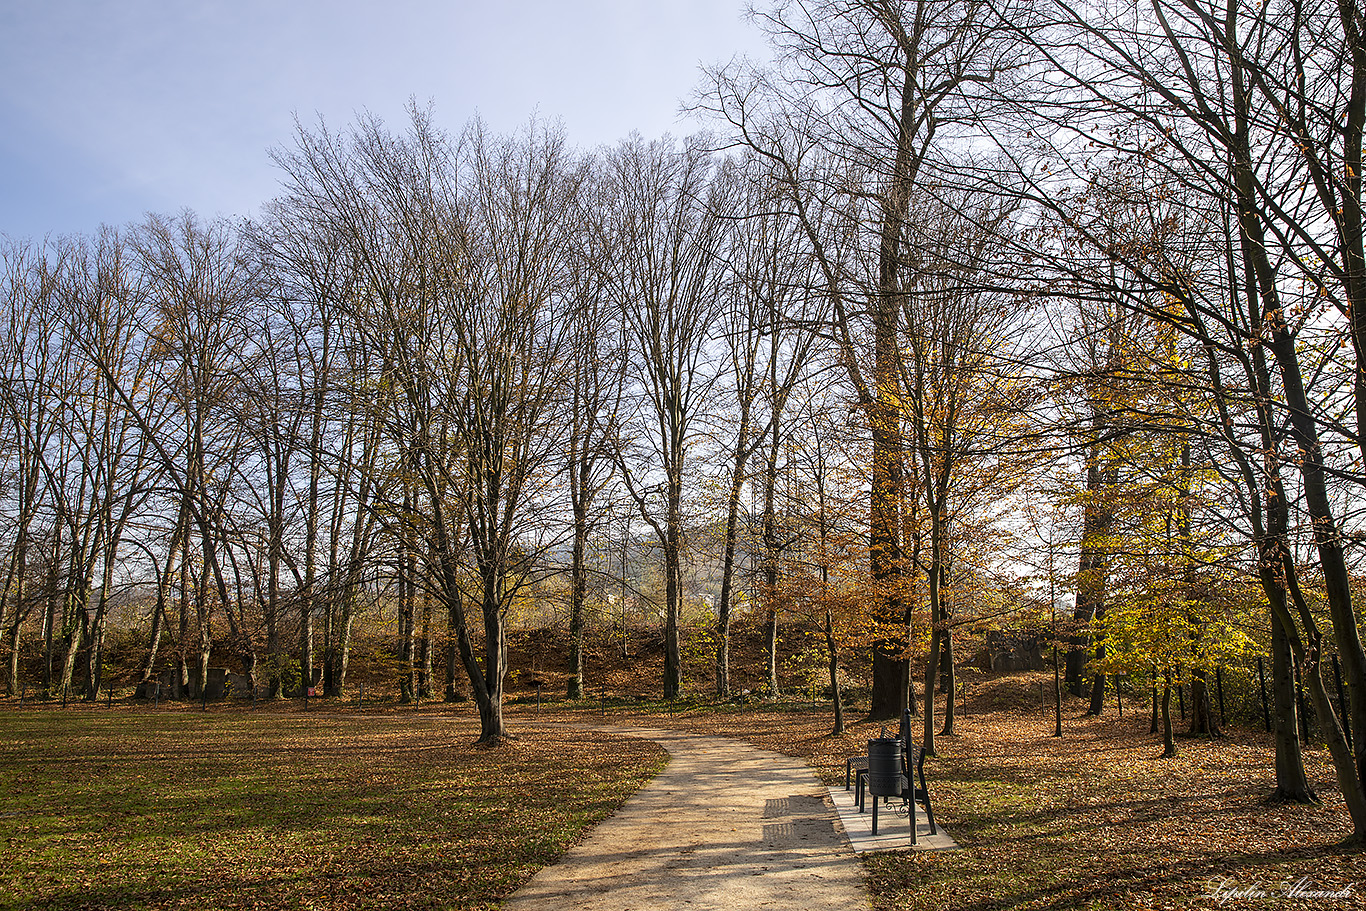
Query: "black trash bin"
867 737 903 798
866 737 904 835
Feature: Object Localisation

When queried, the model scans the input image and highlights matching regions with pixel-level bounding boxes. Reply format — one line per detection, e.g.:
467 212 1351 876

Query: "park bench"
850 710 937 841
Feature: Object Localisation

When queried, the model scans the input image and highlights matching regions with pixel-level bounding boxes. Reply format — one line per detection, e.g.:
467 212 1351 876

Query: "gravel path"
502 725 870 910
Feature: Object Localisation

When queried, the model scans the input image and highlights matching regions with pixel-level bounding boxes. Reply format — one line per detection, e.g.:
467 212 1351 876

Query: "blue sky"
1 1 770 242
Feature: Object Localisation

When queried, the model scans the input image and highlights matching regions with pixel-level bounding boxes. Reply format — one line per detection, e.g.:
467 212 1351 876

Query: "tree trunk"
1053 645 1063 738
57 589 84 699
762 434 781 697
1069 440 1111 696
715 404 751 698
5 610 23 696
300 584 314 697
445 590 460 702
662 464 683 700
1271 610 1316 802
195 575 211 701
568 503 587 700
663 541 681 700
398 527 415 703
1087 654 1107 717
922 623 941 757
1189 671 1221 737
478 564 508 742
419 589 433 699
940 627 956 736
825 604 844 735
86 592 109 701
1161 682 1176 758
146 539 177 691
921 505 949 750
867 397 907 720
1301 654 1366 833
322 591 335 697
1065 645 1089 699
42 555 57 696
714 473 743 698
0 521 27 696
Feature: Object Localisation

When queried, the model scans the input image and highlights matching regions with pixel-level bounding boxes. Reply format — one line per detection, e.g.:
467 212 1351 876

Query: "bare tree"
709 154 824 697
57 231 162 699
897 189 1035 752
596 135 731 700
701 0 1029 718
92 212 261 699
0 241 67 695
275 109 583 741
562 164 627 700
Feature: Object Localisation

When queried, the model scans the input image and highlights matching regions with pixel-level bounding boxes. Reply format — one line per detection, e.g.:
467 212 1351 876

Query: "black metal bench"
845 755 868 790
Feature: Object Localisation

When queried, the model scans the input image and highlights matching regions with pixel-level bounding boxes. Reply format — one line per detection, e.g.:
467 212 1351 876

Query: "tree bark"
1189 671 1221 738
567 513 587 700
714 412 750 697
761 430 782 697
825 600 845 734
1087 649 1107 717
1161 682 1176 758
940 626 956 736
1271 610 1315 802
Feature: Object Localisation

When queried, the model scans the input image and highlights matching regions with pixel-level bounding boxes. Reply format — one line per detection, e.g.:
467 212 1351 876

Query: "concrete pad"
827 783 959 853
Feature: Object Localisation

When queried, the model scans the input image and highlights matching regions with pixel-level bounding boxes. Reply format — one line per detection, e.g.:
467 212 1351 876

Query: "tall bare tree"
710 154 824 697
701 0 1029 718
275 109 583 741
596 135 731 700
562 165 626 700
0 241 67 695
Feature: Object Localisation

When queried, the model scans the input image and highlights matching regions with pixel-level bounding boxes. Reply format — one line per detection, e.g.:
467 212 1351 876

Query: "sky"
0 0 772 242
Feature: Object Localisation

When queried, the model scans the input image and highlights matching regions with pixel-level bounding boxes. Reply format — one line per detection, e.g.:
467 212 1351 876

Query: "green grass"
0 706 665 910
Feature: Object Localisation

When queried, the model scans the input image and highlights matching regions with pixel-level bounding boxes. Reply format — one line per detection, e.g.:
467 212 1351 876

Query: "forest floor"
518 671 1364 909
2 670 1362 909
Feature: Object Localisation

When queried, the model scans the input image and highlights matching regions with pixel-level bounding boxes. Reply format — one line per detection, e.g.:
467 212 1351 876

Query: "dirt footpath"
502 725 870 910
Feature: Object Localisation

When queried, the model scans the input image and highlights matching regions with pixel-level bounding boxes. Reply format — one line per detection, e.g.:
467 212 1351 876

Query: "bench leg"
920 767 937 835
910 792 917 844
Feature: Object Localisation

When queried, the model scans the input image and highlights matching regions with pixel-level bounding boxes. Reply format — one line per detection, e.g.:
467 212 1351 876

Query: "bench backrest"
899 709 930 787
898 710 915 757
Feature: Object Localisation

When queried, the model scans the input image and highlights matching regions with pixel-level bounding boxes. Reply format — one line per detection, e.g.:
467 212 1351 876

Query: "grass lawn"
530 673 1365 910
0 704 664 910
